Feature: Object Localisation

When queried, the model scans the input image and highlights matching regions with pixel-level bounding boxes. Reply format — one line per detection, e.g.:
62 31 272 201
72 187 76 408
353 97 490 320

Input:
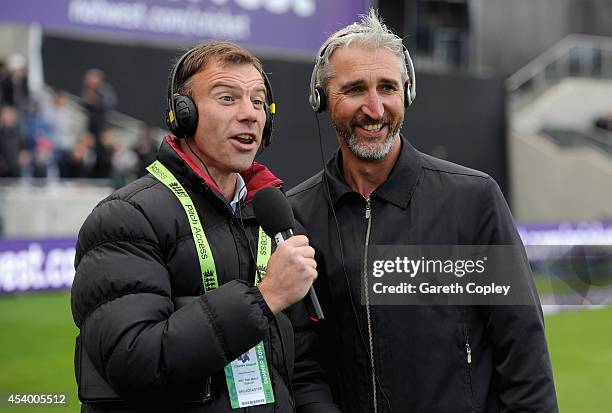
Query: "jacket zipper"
463 324 476 403
203 376 212 402
362 197 378 413
463 324 472 365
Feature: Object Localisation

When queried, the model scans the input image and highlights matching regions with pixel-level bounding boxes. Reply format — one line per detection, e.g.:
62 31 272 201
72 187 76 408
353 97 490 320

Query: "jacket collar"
324 135 421 209
157 135 283 205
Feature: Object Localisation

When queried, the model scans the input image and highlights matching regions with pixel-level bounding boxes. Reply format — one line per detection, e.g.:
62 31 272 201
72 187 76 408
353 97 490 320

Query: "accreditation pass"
224 341 275 408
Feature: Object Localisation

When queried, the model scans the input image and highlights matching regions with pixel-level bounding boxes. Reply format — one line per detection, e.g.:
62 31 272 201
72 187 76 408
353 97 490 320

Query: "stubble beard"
332 113 403 161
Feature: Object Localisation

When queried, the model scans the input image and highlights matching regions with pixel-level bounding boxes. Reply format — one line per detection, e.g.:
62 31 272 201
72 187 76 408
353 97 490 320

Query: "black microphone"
253 186 324 320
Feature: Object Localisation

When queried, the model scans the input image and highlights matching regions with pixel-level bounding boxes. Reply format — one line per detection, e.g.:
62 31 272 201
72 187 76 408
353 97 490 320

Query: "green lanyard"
148 160 276 408
146 160 271 289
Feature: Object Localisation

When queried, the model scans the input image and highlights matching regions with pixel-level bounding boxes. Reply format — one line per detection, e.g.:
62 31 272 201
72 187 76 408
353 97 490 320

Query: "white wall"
0 182 113 238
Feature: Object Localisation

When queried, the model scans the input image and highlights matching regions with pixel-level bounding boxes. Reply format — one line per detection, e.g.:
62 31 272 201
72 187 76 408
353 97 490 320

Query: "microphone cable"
314 113 393 413
185 138 222 191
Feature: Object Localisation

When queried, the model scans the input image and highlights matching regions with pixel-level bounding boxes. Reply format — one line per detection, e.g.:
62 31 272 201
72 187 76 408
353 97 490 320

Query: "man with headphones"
288 10 558 413
71 41 339 412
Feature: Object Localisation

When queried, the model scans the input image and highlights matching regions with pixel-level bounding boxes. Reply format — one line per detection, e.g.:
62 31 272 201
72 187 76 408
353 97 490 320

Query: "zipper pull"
365 197 371 219
466 343 472 364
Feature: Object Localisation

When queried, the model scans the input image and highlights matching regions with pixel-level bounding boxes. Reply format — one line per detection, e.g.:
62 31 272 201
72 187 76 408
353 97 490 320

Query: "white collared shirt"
229 173 247 212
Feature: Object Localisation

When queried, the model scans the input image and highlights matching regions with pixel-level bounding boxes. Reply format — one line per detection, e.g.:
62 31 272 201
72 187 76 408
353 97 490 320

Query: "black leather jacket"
287 138 558 413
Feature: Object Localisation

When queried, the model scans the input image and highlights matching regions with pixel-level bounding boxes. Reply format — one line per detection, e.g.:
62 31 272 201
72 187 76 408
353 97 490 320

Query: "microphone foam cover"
253 186 295 236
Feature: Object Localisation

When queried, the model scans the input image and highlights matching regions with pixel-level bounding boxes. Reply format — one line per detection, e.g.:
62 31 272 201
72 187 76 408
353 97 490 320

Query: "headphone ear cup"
404 81 411 107
262 103 273 148
171 95 198 138
314 87 327 113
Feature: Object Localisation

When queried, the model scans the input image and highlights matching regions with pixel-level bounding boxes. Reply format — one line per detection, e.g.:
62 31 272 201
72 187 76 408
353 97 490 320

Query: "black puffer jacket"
71 136 337 413
287 138 558 413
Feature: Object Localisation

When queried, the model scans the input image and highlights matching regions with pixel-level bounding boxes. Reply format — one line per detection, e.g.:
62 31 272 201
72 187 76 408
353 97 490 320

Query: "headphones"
166 47 276 148
308 39 416 113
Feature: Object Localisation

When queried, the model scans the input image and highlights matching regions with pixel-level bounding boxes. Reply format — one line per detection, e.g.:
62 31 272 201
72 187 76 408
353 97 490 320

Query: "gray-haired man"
288 10 558 413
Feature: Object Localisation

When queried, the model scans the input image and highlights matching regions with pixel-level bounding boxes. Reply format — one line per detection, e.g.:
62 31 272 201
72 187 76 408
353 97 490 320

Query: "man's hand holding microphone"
254 187 324 319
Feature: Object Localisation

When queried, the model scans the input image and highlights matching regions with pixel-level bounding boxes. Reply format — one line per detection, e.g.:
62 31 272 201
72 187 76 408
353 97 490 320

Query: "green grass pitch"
0 292 611 412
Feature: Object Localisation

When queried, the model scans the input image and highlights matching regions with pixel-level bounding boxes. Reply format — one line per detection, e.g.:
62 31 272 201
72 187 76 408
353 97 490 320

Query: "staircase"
507 35 612 223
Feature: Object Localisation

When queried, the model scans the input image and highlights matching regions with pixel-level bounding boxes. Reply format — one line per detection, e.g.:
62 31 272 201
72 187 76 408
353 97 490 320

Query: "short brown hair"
174 40 264 97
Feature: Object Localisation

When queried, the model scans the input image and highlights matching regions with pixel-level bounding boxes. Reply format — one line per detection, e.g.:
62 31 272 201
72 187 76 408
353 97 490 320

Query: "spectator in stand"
0 54 29 129
0 61 8 107
90 128 114 179
133 126 159 177
109 133 139 187
31 137 54 178
25 99 51 149
0 105 23 177
60 131 97 178
44 89 78 167
23 98 54 178
81 68 116 139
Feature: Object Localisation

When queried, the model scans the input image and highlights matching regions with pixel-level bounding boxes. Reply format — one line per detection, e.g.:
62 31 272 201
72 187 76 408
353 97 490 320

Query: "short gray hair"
315 9 408 91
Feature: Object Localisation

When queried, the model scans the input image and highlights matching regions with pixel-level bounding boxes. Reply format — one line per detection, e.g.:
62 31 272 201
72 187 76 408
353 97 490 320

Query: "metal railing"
507 34 612 112
43 85 158 147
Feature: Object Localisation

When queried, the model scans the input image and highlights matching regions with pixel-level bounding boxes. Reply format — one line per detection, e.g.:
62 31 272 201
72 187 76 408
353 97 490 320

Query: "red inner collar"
165 135 283 203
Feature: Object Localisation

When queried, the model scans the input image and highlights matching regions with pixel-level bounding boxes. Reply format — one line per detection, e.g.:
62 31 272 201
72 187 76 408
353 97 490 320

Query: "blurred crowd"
0 53 160 187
